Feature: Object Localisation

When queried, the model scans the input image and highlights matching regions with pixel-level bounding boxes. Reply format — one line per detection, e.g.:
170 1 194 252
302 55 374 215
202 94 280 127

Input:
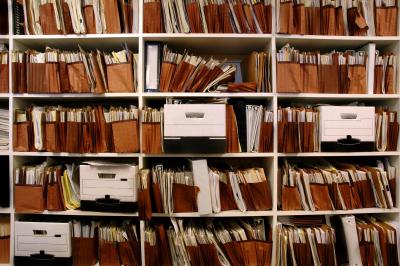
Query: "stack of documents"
278 106 319 153
376 107 399 151
145 217 272 266
12 46 138 93
246 105 273 152
279 158 397 211
0 109 8 151
138 160 272 217
0 217 10 264
278 0 386 36
0 46 8 93
276 44 368 94
339 215 400 266
14 162 80 212
141 107 163 154
13 105 139 153
145 42 272 93
22 0 138 34
276 221 337 266
374 51 397 94
143 0 272 33
72 219 98 266
98 220 141 266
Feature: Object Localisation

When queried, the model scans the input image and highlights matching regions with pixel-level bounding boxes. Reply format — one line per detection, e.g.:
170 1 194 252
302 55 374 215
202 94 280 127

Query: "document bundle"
376 107 399 151
14 217 140 266
14 162 80 212
0 217 9 264
277 44 368 93
141 106 164 154
339 215 399 266
145 217 272 266
138 159 272 219
278 106 319 153
0 46 8 93
13 105 139 153
145 42 271 93
276 222 337 266
374 51 397 94
279 158 397 211
97 220 141 266
0 108 9 151
12 46 138 93
21 0 138 35
143 0 272 33
278 0 398 36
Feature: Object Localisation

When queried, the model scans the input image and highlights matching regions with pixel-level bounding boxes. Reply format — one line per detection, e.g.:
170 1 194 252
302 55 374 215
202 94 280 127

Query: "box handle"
337 135 361 146
95 195 120 205
98 173 116 179
340 113 358 119
33 230 47 235
30 251 55 261
185 112 205 119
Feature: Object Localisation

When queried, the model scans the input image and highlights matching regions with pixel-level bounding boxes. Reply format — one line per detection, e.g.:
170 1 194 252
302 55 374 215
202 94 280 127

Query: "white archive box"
318 106 375 151
80 161 138 213
14 221 72 266
163 104 226 153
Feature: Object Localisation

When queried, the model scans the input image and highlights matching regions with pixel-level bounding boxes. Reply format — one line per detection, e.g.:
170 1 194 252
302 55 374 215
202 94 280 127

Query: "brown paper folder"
0 237 9 263
152 183 164 213
67 62 90 93
118 241 139 266
276 62 302 93
239 183 255 210
72 237 98 266
172 183 198 212
138 188 152 221
65 121 81 153
12 61 27 93
346 65 367 94
107 62 135 92
103 0 121 33
112 120 139 153
47 183 64 211
27 63 45 93
186 2 203 33
258 122 273 152
374 65 384 94
142 123 162 154
293 4 305 34
322 5 336 35
375 7 398 36
301 64 318 93
335 6 346 35
305 7 320 35
0 64 8 93
143 2 163 33
223 241 245 265
99 241 120 266
282 186 303 210
14 185 45 212
186 246 206 265
248 180 272 210
319 64 339 93
226 105 240 153
144 243 158 266
279 2 293 33
13 122 31 152
159 62 177 92
205 3 220 33
310 183 333 210
39 3 61 35
59 61 71 93
83 5 97 34
385 66 395 94
220 180 238 211
254 3 271 33
220 3 234 33
347 7 368 36
45 63 61 93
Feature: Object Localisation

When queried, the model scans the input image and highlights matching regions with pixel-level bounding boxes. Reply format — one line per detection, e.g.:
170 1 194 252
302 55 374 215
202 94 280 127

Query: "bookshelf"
2 0 400 265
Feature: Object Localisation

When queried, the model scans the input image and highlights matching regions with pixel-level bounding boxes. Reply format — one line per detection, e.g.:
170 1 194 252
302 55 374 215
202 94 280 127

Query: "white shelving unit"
1 0 400 265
